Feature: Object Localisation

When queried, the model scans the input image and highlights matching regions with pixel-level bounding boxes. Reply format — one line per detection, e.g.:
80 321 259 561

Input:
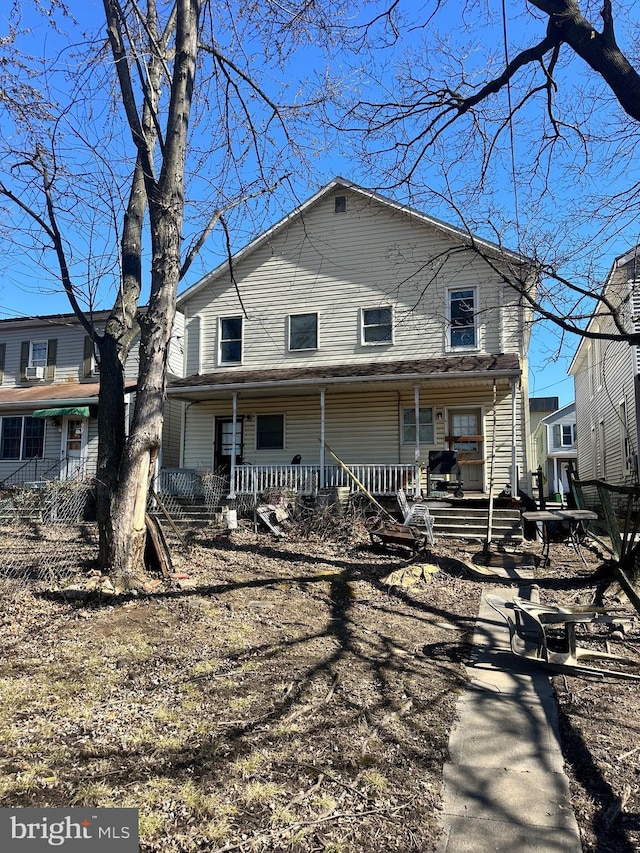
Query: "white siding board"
181 189 525 377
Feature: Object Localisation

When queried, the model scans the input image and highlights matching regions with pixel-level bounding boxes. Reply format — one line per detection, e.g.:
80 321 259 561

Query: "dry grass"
1 519 639 852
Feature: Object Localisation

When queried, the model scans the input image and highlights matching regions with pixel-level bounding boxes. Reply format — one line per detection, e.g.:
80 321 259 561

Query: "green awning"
32 406 92 418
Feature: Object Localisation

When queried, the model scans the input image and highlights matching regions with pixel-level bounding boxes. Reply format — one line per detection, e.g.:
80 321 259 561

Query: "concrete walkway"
437 569 583 852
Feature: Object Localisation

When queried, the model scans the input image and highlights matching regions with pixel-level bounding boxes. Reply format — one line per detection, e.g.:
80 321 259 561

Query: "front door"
61 417 85 479
448 408 483 492
214 417 244 476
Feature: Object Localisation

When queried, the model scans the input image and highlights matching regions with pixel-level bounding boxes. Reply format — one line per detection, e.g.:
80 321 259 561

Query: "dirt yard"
0 516 638 852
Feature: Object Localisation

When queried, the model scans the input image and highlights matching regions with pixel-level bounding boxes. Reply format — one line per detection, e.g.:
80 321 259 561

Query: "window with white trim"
402 408 434 445
448 288 477 348
361 307 392 344
219 317 242 364
289 313 318 351
0 416 45 460
29 341 48 368
256 414 284 450
561 424 573 446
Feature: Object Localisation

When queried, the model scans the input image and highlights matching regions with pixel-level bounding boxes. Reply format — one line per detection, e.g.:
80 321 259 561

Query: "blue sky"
2 1 635 409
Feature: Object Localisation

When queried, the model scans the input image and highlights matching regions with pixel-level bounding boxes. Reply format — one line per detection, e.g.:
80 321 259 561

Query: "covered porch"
166 354 525 501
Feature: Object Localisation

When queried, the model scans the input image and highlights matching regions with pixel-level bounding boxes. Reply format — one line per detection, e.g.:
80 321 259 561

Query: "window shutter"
20 341 29 381
83 336 93 377
0 343 5 385
552 424 561 448
46 339 57 381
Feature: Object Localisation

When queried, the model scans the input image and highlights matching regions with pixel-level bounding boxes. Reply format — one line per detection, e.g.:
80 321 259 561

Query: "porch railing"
233 463 420 498
0 456 90 489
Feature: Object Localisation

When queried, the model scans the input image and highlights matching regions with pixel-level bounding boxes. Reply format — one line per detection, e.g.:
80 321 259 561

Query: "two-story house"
168 178 535 498
569 247 640 485
532 401 577 501
0 310 184 486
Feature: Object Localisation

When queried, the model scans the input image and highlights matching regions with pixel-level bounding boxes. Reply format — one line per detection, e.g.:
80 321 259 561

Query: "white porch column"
511 380 518 492
319 387 326 489
414 385 421 462
229 391 238 499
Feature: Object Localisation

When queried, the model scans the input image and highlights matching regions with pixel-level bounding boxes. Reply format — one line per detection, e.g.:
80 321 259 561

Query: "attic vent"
334 195 347 214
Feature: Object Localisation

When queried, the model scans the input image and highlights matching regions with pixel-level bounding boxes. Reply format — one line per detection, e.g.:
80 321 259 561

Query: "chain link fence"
0 480 97 587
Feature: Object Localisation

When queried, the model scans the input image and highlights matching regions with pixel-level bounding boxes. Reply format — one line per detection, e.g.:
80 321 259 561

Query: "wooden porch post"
319 387 326 489
229 391 238 499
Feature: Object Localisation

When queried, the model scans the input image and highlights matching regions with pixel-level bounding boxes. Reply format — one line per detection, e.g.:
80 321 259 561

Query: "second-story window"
448 288 477 348
362 307 392 344
219 317 242 365
562 424 574 446
30 341 48 368
289 313 318 351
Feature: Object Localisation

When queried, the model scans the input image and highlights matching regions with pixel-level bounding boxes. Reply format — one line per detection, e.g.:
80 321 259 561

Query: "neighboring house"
0 310 184 486
168 177 536 498
569 247 640 486
532 402 577 500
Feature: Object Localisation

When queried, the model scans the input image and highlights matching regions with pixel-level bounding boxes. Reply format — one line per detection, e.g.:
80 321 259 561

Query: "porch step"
427 505 523 542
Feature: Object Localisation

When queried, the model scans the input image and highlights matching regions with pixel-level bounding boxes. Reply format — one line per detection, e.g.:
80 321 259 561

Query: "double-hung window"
0 416 45 460
402 408 434 445
448 288 477 348
30 341 48 368
219 317 242 365
562 424 574 446
289 313 318 351
362 307 392 344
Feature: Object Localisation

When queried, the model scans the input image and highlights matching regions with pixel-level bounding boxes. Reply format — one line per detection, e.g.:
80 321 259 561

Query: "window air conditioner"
25 366 45 380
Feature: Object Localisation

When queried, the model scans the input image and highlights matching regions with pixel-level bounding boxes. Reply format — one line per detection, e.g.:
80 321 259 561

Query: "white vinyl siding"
182 190 524 374
571 262 638 485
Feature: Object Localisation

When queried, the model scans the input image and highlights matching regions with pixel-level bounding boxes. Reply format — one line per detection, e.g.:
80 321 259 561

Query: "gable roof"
177 177 531 308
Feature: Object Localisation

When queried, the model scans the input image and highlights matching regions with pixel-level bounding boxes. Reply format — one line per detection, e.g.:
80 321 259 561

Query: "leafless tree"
343 0 640 350
0 0 377 581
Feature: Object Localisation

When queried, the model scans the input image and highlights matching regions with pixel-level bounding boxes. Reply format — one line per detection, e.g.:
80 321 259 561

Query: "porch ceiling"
168 354 521 401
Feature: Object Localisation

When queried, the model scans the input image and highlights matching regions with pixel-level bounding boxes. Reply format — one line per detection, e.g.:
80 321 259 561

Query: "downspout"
319 387 326 489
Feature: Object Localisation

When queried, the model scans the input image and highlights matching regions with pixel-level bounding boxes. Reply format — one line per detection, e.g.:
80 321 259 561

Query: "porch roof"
168 354 521 400
0 382 101 410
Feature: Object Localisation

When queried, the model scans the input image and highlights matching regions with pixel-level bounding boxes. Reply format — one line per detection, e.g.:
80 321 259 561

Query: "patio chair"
486 594 640 679
396 489 435 545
